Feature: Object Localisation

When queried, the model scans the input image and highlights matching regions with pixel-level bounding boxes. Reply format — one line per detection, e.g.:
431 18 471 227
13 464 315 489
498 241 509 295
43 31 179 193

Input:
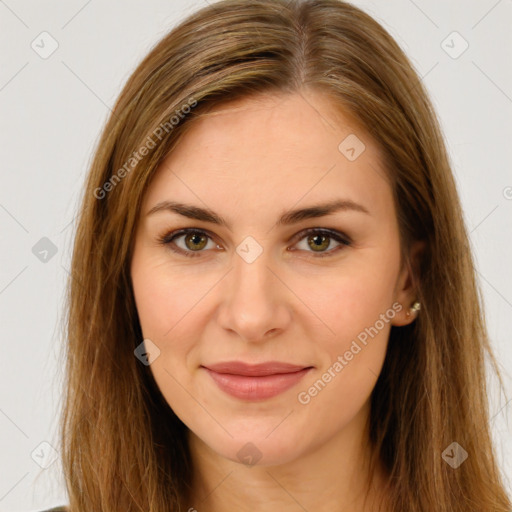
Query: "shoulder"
40 507 68 512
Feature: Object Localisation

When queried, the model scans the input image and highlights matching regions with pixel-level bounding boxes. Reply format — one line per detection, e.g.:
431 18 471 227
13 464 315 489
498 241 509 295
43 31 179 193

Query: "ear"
391 240 425 327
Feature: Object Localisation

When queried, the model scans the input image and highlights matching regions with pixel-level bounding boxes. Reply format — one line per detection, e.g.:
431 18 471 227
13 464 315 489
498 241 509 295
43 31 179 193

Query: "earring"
405 301 421 317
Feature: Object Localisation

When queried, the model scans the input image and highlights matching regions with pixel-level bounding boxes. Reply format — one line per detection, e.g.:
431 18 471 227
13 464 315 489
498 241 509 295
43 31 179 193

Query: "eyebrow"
146 199 370 228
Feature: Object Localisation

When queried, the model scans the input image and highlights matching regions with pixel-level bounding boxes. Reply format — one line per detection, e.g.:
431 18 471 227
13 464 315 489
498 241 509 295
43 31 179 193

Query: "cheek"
131 250 222 390
131 254 206 420
131 261 193 407
131 250 206 342
293 256 398 347
132 273 177 338
291 253 398 412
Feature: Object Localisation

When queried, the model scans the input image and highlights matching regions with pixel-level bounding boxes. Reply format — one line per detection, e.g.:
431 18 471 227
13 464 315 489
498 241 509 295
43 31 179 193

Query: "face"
130 90 419 467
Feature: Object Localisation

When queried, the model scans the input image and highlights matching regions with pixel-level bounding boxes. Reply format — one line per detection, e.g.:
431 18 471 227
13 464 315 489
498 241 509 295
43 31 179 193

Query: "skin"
130 90 423 512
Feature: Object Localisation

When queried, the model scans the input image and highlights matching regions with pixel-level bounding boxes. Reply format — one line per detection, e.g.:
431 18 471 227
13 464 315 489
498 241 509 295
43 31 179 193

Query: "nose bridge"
217 242 290 342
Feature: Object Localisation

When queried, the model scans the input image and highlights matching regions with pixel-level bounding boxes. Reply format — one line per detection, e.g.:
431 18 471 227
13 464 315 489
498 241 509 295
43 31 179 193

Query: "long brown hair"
59 0 511 510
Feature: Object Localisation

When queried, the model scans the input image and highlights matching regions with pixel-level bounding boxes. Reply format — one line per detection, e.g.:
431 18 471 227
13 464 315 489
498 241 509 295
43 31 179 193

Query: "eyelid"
158 227 352 258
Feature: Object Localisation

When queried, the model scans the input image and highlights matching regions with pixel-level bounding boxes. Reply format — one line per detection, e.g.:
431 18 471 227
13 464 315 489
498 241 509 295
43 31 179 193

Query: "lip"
201 361 313 401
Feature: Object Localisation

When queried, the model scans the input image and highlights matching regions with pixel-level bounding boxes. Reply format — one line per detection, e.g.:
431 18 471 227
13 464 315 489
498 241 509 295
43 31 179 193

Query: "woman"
51 0 511 510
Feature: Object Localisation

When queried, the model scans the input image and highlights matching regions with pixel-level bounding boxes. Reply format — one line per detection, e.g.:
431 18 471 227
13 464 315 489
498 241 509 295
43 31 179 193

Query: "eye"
157 229 220 258
157 228 351 258
290 228 351 257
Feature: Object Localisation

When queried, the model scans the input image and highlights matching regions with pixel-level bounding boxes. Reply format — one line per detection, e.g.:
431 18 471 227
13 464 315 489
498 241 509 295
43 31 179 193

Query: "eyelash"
156 227 352 259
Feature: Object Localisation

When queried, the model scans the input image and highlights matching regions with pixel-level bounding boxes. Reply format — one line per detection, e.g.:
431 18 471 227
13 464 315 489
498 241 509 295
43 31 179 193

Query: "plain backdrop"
1 0 511 510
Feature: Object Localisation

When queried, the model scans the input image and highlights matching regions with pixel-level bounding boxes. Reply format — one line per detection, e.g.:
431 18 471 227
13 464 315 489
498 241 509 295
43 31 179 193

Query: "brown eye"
158 229 217 258
292 228 351 257
184 232 208 251
307 233 330 252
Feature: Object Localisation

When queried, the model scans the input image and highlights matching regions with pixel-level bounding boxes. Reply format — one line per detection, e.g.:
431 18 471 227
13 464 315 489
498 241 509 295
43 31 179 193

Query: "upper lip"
202 361 312 376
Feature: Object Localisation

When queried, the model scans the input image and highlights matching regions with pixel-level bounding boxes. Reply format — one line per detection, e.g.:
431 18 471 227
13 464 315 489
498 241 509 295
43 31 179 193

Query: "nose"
216 248 292 343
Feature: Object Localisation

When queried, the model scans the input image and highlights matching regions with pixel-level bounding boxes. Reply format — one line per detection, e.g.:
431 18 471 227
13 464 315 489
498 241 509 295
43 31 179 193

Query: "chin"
206 428 307 468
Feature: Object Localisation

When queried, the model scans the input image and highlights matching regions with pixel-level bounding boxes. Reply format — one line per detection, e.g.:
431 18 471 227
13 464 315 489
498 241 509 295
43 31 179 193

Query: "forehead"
142 91 392 220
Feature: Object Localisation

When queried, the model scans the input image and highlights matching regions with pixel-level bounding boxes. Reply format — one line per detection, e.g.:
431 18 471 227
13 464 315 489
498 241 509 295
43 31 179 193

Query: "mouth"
201 361 314 401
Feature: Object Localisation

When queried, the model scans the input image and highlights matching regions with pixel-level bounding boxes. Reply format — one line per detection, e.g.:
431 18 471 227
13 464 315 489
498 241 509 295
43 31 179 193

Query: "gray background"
0 0 511 510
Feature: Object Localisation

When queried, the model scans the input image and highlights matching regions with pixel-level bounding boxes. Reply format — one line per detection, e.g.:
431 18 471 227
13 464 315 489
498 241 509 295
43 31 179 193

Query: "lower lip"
203 367 312 401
